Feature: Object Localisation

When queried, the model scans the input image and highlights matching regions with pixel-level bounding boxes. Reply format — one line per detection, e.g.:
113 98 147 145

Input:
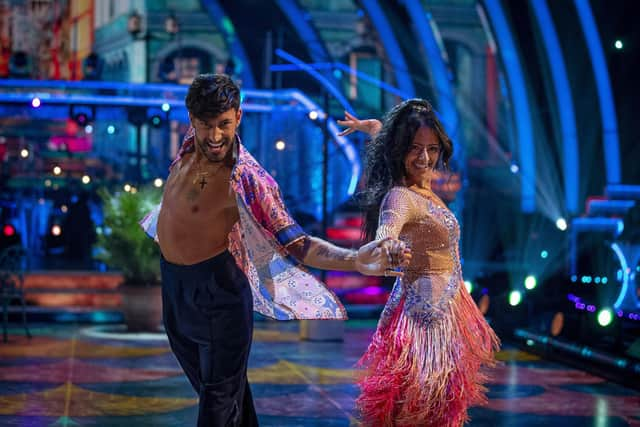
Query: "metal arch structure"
530 0 579 214
573 0 621 185
274 0 350 111
482 0 536 212
200 0 256 88
274 0 336 72
359 0 416 99
398 0 460 142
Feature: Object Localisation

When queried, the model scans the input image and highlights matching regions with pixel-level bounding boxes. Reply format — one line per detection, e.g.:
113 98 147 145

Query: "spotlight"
510 163 519 174
51 225 62 236
20 148 29 158
44 179 52 187
60 205 68 213
85 125 93 134
524 275 537 290
74 112 89 126
308 110 319 120
150 114 163 128
275 140 286 151
614 40 623 50
509 290 522 306
53 166 62 175
555 218 568 231
153 178 163 188
464 280 473 293
3 224 15 237
69 105 95 126
31 97 41 108
540 250 548 259
123 184 132 192
107 125 116 135
597 308 613 327
82 175 91 185
161 103 171 112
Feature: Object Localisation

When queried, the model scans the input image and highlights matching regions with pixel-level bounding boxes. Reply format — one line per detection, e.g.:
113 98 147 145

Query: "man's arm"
286 235 409 276
286 236 356 271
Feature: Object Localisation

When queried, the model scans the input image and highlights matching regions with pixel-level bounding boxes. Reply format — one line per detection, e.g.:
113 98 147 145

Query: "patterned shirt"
140 128 347 320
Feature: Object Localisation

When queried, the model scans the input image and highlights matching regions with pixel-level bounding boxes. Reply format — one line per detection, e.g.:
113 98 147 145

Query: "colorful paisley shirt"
140 128 347 321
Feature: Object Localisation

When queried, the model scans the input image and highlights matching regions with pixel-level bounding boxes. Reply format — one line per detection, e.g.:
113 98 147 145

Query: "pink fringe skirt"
356 286 500 427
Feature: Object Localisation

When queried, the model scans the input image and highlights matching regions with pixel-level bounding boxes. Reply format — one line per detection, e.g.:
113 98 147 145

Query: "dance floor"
0 319 638 426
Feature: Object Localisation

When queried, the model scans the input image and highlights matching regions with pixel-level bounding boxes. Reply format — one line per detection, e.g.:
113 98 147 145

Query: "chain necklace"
192 159 225 190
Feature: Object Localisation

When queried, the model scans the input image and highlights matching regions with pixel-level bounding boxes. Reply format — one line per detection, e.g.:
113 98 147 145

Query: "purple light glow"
587 305 596 312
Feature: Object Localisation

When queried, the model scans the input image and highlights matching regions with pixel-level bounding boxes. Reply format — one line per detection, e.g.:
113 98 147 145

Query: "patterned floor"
0 319 639 426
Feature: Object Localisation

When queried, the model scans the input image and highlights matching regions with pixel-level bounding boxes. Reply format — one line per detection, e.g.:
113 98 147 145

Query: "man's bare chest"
161 158 237 223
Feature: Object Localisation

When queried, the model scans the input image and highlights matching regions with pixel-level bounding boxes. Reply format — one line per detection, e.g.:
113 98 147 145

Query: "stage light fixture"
82 175 91 185
464 280 473 293
3 224 16 237
150 114 163 128
509 290 522 306
614 40 623 50
107 125 116 135
597 308 613 327
123 184 132 192
555 218 568 231
20 148 29 158
51 225 62 236
31 97 41 108
154 178 164 188
524 275 537 290
161 103 171 112
308 110 319 120
69 105 95 127
53 166 62 175
275 140 286 151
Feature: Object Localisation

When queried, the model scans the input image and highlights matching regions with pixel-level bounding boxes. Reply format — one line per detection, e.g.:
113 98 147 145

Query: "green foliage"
95 187 161 286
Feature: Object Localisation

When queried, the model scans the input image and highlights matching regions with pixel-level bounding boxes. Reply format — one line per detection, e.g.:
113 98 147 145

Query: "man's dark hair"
185 74 240 120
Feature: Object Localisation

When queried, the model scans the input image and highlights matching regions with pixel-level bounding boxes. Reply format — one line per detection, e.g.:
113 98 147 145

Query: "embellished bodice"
376 186 461 323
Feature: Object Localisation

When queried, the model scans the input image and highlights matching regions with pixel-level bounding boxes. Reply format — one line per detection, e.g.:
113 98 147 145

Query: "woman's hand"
337 111 382 137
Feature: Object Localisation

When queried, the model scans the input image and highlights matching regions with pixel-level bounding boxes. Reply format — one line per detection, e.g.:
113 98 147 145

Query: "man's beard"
196 136 233 162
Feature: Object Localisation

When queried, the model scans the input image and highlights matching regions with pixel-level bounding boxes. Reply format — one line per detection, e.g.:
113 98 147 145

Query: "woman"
339 100 500 426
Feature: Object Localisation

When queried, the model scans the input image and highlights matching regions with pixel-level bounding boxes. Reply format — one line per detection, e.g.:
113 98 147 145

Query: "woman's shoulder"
382 186 417 207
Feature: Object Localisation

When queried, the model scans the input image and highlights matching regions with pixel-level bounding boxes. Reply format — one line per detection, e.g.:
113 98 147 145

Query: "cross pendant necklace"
193 172 209 190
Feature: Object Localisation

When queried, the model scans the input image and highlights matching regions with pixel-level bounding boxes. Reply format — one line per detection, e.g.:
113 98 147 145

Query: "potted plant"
95 187 162 332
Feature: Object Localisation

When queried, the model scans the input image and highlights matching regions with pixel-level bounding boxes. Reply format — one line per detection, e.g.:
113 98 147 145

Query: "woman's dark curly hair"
185 73 240 120
360 98 453 241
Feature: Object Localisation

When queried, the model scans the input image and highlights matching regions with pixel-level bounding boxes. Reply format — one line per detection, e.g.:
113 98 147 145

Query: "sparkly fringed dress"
357 186 500 427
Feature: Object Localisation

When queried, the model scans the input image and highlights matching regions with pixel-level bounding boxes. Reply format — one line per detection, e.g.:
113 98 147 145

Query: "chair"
0 245 31 343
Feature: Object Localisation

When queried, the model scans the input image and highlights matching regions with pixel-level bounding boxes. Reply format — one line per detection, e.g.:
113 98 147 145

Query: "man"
140 74 409 426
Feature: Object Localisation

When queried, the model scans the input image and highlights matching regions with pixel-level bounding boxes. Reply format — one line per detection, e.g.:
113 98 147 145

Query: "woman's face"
403 126 441 187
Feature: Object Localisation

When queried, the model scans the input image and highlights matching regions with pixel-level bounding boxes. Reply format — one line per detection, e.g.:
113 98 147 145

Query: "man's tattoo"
315 244 355 261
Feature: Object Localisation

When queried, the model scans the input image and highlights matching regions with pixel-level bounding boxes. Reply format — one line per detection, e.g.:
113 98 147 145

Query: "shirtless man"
141 74 410 426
